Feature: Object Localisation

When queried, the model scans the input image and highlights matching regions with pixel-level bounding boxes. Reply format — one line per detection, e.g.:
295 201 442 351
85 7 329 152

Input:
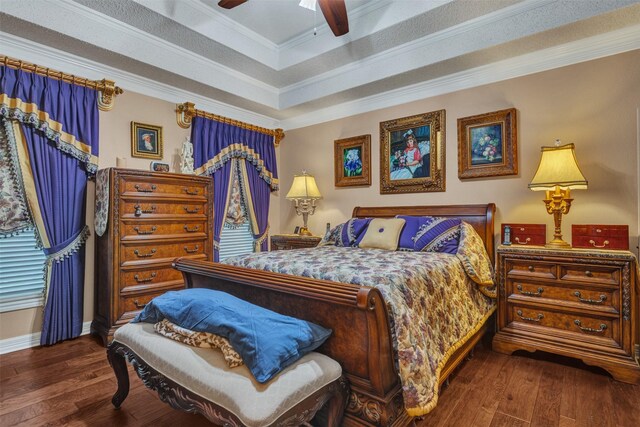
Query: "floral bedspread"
223 226 496 416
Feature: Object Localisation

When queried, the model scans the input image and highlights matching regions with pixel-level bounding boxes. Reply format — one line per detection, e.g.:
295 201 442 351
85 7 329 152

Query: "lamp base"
545 238 571 249
298 226 313 236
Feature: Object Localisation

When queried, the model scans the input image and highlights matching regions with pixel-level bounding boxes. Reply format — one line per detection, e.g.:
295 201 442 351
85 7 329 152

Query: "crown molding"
279 26 640 130
0 32 281 129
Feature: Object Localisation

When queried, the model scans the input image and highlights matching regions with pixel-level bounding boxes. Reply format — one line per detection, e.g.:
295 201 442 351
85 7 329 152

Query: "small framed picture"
131 122 163 160
294 226 301 234
334 134 371 187
457 108 518 179
150 161 170 172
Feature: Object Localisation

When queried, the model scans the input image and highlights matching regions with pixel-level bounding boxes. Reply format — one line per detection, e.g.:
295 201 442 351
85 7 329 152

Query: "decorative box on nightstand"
493 245 640 384
270 234 321 251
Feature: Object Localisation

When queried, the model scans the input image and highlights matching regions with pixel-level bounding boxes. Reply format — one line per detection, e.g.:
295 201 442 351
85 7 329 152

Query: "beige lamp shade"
286 173 322 199
529 143 587 191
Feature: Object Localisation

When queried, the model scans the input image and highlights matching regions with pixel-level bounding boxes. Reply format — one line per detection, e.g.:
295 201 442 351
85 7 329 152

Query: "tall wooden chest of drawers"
91 168 213 344
493 246 640 384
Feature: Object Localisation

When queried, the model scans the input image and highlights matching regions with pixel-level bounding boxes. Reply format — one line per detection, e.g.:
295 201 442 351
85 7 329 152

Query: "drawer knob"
573 291 606 305
134 184 156 193
588 239 609 248
516 285 543 297
584 270 593 277
184 245 200 254
527 265 534 272
184 187 200 195
516 310 544 323
134 272 157 283
184 206 200 214
133 226 157 235
133 299 146 309
514 237 531 245
574 319 607 334
134 248 157 258
183 225 200 233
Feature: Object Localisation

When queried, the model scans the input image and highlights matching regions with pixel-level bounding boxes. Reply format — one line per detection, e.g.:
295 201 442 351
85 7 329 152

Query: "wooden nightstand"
493 245 640 384
270 234 321 251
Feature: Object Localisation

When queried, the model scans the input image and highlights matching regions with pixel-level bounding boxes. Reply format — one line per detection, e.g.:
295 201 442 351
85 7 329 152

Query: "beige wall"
1 51 637 342
278 51 640 254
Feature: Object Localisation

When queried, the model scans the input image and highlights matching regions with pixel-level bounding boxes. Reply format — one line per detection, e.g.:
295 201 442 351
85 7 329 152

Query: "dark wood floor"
0 335 638 427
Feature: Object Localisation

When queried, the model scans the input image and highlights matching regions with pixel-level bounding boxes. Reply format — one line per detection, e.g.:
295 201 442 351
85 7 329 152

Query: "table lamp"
286 171 322 236
529 140 588 248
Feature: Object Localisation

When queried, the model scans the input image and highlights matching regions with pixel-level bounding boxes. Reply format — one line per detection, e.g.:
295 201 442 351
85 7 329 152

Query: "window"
0 229 46 312
219 222 254 261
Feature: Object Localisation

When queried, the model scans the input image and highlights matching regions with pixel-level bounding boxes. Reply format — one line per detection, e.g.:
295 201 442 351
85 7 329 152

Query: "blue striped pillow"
413 218 461 254
337 218 372 247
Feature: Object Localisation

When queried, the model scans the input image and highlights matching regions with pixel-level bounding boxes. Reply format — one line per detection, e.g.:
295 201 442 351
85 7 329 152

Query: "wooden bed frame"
172 204 496 426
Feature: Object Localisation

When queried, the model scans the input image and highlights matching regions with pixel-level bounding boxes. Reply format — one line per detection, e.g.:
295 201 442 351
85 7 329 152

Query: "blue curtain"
1 66 98 345
191 116 278 261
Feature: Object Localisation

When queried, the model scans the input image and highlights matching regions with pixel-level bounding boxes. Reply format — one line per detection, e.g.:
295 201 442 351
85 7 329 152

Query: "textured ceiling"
1 0 639 129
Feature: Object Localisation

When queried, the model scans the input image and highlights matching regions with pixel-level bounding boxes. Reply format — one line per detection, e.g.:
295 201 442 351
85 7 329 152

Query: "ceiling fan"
217 0 349 37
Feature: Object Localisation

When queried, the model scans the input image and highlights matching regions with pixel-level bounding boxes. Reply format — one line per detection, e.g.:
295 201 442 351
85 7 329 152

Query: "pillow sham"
318 223 342 246
395 215 433 251
413 217 461 254
337 218 372 247
133 288 332 383
456 221 496 298
358 218 406 250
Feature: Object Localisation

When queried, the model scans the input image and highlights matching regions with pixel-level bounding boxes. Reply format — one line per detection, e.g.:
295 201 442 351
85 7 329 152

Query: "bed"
172 203 496 426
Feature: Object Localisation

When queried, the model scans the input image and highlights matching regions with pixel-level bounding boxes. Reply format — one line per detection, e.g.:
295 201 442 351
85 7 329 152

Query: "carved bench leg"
107 343 130 409
324 377 349 427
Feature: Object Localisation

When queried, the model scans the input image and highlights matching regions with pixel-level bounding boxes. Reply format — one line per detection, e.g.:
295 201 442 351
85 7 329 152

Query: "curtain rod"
1 55 123 111
176 102 285 146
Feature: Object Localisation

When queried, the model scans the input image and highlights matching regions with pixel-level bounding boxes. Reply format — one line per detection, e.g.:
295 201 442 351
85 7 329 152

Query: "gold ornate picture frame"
131 122 163 160
380 110 445 194
457 108 517 179
334 134 371 187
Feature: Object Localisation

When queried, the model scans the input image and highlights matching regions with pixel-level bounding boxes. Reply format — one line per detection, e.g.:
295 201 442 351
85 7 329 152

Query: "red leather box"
501 223 546 246
571 224 629 250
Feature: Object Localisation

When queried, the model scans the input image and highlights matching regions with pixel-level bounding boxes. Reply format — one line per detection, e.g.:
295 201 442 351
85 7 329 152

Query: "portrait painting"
334 134 371 187
380 110 445 194
457 108 517 179
131 122 163 160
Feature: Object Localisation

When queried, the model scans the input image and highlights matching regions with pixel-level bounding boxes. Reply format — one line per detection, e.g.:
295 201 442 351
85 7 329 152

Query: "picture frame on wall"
457 108 518 179
131 121 163 160
334 134 371 187
380 110 446 194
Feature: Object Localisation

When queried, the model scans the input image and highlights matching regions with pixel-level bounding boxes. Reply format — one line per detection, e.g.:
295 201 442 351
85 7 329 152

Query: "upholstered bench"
107 322 348 427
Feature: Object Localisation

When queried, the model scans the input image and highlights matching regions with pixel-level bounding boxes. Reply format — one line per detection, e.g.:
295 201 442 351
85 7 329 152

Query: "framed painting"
334 134 371 187
380 110 445 194
457 108 517 179
131 122 163 160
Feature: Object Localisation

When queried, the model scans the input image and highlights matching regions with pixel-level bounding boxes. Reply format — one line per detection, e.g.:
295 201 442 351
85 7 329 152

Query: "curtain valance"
0 66 100 173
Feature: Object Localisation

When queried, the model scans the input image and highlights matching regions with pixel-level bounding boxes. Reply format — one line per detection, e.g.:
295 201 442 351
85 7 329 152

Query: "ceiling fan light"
299 0 316 12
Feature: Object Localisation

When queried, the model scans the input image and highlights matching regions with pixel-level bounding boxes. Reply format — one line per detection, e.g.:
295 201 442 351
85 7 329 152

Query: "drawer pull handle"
517 285 543 297
516 310 544 323
184 245 199 254
514 237 531 245
588 239 609 248
184 207 200 214
134 248 156 258
133 226 157 235
183 225 200 233
527 265 534 272
134 184 156 193
133 299 146 309
134 272 157 283
134 204 156 216
574 291 606 305
184 188 200 195
574 319 607 333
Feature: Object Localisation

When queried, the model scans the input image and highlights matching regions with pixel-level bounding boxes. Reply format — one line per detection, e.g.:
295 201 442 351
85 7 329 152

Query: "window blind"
219 222 254 261
0 229 46 312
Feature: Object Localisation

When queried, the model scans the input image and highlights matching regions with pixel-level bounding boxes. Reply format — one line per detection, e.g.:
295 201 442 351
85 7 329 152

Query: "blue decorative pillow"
132 288 332 383
337 218 372 247
413 218 462 254
395 215 434 251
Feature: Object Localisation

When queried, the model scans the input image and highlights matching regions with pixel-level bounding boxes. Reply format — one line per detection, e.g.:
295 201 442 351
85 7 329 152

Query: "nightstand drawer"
559 264 620 286
510 281 617 311
505 260 556 280
509 305 618 343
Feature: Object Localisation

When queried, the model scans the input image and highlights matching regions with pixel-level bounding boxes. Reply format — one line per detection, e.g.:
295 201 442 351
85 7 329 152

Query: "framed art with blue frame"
334 134 371 187
457 108 517 179
380 110 445 194
131 121 163 160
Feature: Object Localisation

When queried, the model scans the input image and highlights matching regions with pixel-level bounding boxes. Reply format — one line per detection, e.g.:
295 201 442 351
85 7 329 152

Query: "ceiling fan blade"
218 0 248 9
318 0 349 36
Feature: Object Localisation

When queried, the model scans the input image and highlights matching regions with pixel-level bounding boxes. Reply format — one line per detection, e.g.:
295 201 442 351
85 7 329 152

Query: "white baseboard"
0 321 92 355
